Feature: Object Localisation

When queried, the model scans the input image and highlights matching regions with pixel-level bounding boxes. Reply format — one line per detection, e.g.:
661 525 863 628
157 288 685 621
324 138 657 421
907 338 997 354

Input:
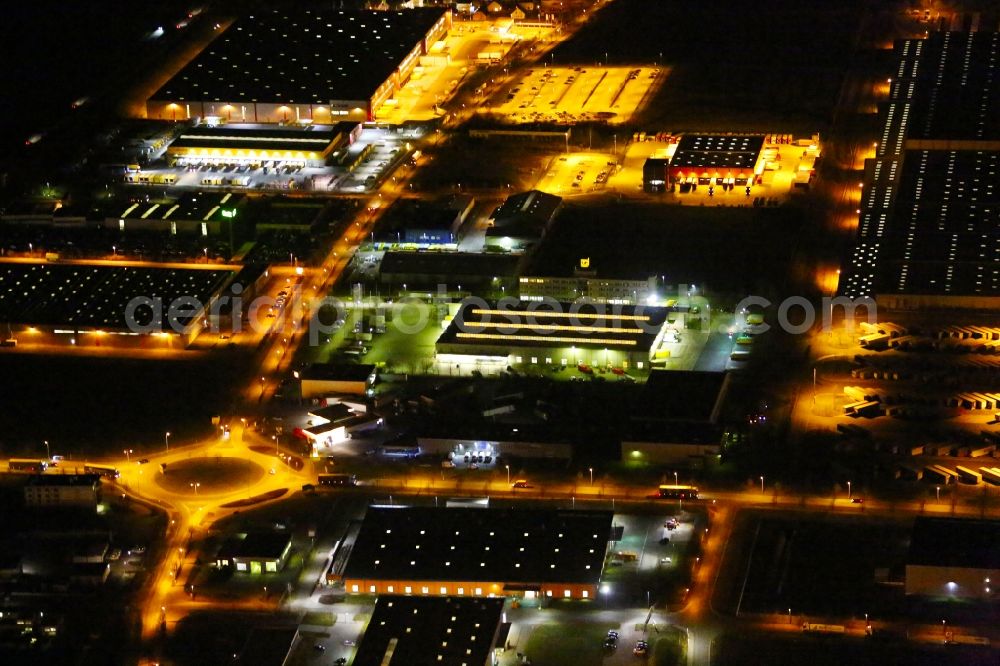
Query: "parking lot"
537 152 616 196
128 127 415 194
486 66 662 124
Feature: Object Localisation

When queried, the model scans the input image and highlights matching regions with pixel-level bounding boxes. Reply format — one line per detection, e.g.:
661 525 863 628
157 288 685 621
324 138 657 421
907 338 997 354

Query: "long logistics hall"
147 8 452 123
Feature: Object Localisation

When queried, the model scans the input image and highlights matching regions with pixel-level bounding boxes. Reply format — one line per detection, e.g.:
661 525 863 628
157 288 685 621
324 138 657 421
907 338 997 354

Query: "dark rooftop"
437 300 670 352
25 474 100 488
100 191 245 222
379 251 521 278
670 134 764 170
634 370 729 423
908 517 1000 569
354 596 504 666
490 190 562 227
344 507 613 585
152 9 448 104
301 363 377 382
223 532 292 560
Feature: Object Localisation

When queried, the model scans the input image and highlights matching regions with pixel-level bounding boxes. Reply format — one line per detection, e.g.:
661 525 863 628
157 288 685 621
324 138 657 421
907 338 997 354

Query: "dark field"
0 353 245 456
733 512 911 617
553 0 866 132
712 631 998 666
526 201 805 299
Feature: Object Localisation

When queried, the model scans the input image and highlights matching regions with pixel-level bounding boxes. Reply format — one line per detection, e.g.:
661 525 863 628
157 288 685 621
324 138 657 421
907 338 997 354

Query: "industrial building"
215 532 292 574
0 263 238 346
668 134 765 186
164 122 361 169
622 370 730 464
299 363 377 398
842 31 1000 309
147 9 452 123
905 517 1000 599
378 251 521 294
373 195 475 247
97 191 246 238
343 507 613 600
354 596 505 666
436 300 677 370
485 190 562 251
23 474 102 508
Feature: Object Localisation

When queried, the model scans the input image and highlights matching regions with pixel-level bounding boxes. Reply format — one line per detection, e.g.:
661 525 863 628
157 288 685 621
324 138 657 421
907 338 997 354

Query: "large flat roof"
634 370 729 423
379 251 521 278
908 517 1000 569
842 32 1000 299
354 596 504 666
491 190 562 227
344 507 613 585
437 300 670 352
670 134 764 170
301 363 377 383
0 263 234 329
152 9 448 104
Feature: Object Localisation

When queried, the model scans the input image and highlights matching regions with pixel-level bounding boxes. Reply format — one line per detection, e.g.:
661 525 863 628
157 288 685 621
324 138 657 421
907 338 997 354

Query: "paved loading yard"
487 66 663 124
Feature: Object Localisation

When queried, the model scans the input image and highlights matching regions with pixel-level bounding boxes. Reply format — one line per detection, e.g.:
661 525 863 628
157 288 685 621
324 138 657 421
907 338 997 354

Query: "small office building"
216 532 292 574
24 474 101 508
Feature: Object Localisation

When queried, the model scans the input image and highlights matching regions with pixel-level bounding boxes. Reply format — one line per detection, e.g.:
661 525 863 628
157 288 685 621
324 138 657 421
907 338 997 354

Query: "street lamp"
189 482 200 496
165 432 171 452
674 471 679 485
936 485 941 501
589 467 593 486
124 449 132 462
847 480 852 499
43 440 50 460
760 475 765 493
505 464 510 485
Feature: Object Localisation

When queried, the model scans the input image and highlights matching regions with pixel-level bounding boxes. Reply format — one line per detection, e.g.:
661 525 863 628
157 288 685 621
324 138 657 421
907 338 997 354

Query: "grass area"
650 627 687 666
155 457 265 494
524 623 615 666
301 611 335 627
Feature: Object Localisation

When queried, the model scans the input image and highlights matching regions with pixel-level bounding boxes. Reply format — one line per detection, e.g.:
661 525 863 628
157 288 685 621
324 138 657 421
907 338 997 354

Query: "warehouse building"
905 517 1000 599
668 134 765 186
354 597 505 666
485 190 562 251
0 263 237 346
147 9 451 123
436 300 676 370
97 191 246 238
842 31 1000 309
164 122 360 169
344 507 613 600
378 251 521 294
373 195 475 247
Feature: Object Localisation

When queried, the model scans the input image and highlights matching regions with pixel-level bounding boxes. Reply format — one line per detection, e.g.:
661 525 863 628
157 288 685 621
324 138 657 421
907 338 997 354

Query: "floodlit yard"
485 66 663 124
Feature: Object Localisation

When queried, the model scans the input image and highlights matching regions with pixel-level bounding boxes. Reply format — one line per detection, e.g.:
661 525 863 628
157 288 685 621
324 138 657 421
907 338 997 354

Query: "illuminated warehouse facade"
147 8 451 123
436 300 678 370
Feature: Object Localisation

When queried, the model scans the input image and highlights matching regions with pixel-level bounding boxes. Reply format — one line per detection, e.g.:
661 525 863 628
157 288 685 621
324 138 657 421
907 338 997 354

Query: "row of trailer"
893 462 1000 486
859 322 1000 350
